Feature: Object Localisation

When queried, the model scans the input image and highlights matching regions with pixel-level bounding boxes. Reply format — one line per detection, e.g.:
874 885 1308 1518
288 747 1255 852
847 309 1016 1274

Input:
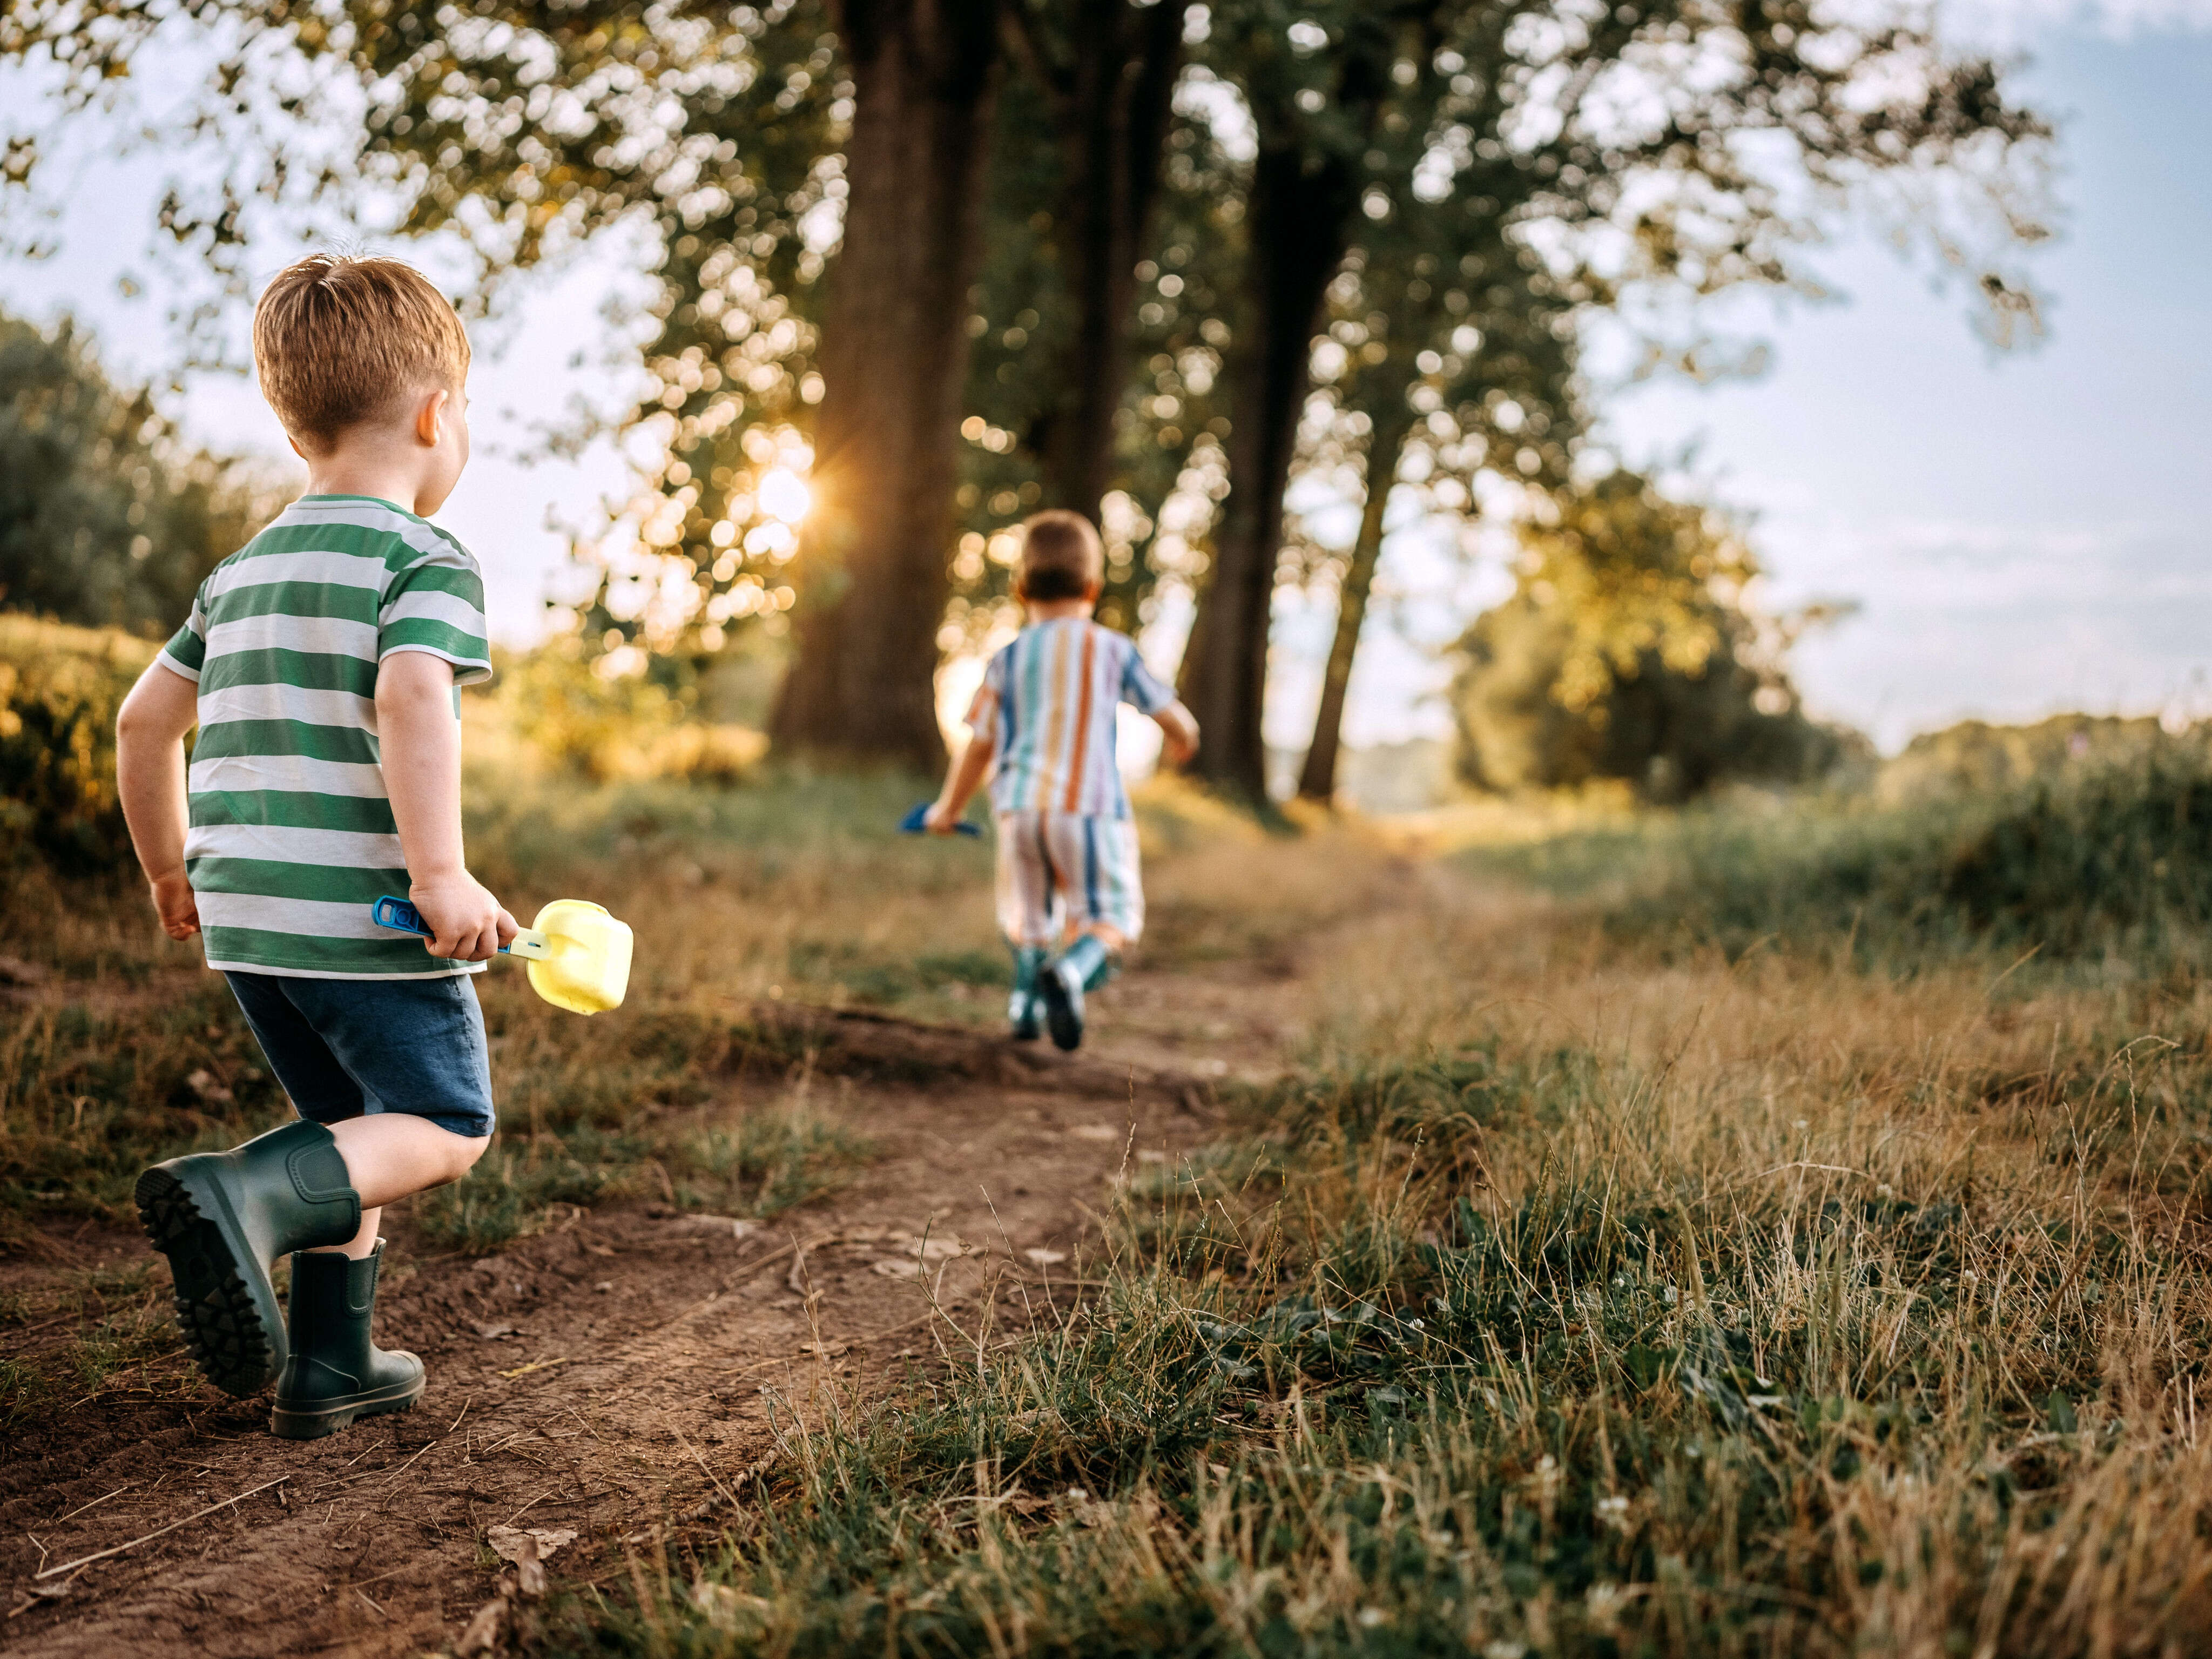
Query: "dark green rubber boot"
269 1242 424 1439
1040 934 1117 1053
1008 945 1046 1041
134 1120 362 1398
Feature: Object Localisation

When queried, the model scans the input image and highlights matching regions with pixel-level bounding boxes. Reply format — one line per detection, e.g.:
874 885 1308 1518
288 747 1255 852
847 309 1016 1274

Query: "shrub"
0 616 153 876
1599 739 2212 970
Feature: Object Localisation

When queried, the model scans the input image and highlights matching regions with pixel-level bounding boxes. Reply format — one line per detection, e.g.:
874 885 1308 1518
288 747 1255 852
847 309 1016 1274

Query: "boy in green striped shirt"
114 253 514 1439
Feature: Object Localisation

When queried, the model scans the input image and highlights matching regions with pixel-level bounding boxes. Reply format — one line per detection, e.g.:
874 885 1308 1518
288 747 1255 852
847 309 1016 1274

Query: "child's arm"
924 731 995 834
116 661 203 941
376 651 516 961
1153 700 1200 768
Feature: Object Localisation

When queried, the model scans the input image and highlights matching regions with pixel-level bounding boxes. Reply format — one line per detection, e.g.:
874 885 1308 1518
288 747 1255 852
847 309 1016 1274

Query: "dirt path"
0 963 1295 1657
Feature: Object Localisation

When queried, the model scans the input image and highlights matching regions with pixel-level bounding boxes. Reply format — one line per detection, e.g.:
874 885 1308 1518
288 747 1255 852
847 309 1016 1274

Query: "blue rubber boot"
1008 945 1046 1041
1039 934 1116 1053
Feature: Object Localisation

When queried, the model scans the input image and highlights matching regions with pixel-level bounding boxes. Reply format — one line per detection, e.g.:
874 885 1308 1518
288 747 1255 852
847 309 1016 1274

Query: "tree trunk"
1030 0 1187 522
770 0 1003 770
1298 406 1412 803
1177 144 1361 802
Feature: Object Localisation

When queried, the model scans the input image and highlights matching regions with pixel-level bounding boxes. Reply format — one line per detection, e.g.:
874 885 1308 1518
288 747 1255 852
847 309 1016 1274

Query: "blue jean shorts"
223 972 496 1139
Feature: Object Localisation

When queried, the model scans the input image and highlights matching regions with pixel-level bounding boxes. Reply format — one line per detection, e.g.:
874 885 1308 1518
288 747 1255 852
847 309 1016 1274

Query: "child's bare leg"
316 1116 490 1258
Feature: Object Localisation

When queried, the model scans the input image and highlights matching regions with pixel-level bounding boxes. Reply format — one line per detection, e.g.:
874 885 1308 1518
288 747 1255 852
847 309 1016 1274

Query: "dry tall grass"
585 817 2212 1659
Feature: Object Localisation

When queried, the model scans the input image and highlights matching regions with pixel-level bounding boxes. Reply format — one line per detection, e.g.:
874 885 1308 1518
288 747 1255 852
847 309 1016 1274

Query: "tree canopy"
2 0 2051 789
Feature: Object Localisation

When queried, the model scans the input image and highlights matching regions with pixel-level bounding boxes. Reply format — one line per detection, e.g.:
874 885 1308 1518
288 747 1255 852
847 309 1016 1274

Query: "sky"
3 1 2208 757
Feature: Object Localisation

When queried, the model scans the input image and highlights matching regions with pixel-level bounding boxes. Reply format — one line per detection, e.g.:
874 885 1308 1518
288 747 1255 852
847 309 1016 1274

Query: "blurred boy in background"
925 510 1199 1050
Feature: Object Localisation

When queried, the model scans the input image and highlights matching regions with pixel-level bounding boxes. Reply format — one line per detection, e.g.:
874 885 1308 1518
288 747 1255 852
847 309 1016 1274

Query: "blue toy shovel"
899 802 982 837
373 895 633 1015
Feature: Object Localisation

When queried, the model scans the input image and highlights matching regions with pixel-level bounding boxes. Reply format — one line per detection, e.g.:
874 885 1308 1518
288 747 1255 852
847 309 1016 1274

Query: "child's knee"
442 1131 493 1183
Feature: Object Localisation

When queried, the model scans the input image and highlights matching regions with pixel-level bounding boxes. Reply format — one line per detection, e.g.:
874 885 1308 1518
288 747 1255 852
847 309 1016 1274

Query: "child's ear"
414 387 449 447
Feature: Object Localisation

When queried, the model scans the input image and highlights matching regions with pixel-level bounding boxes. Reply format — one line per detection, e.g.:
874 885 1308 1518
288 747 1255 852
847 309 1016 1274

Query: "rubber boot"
1040 934 1117 1054
269 1242 424 1439
1008 945 1046 1041
134 1120 362 1397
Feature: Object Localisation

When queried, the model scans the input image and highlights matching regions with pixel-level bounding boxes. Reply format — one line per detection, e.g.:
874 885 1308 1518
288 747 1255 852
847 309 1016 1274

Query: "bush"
0 616 153 876
1596 739 2212 970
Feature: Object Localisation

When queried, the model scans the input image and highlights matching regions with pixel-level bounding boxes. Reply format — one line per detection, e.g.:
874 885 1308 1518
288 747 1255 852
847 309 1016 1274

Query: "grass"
1465 740 2212 979
530 783 2212 1658
14 745 2212 1653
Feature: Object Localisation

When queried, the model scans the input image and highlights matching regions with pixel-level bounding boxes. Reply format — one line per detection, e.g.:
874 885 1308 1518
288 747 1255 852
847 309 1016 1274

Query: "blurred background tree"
1452 470 1857 800
1167 0 2046 799
0 310 285 635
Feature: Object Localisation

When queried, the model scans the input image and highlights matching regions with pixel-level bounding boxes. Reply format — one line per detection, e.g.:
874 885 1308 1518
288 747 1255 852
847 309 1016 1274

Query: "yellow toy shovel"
373 895 633 1014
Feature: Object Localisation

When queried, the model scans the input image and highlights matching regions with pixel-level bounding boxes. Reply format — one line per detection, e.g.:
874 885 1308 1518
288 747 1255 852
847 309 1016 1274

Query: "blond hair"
1015 510 1104 602
252 253 471 455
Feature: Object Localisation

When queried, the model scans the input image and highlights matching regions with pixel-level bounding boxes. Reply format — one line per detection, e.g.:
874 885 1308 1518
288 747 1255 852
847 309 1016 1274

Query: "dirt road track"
0 975 1287 1657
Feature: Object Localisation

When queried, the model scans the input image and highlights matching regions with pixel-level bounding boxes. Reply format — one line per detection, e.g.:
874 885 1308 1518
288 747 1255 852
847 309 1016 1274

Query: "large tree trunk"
771 0 1003 770
1178 10 1403 801
1027 0 1187 522
1298 406 1413 803
1177 144 1360 802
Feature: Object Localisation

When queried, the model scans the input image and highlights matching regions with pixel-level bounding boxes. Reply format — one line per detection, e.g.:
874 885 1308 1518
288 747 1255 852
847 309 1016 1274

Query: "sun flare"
758 467 812 525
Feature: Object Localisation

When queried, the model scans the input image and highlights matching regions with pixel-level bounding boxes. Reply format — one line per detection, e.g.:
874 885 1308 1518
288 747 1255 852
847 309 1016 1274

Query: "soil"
0 962 1298 1657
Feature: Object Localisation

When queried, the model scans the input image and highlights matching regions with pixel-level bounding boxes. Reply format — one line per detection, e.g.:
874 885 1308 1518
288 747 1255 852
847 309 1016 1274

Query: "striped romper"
963 617 1177 947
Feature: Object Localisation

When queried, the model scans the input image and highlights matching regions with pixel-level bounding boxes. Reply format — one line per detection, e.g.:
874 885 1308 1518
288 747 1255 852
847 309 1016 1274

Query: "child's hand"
150 871 200 941
922 801 962 835
1156 702 1201 767
408 872 518 961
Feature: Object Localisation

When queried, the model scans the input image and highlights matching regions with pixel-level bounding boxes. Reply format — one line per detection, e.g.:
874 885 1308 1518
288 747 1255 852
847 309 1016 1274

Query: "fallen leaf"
454 1596 505 1656
1137 1150 1168 1164
496 1532 550 1599
488 1525 578 1565
678 1214 761 1239
1022 1248 1069 1267
0 955 49 987
906 1235 964 1261
594 1281 614 1293
690 1582 773 1631
474 1321 520 1341
184 1068 235 1104
799 1340 850 1359
1068 1124 1121 1142
871 1258 922 1280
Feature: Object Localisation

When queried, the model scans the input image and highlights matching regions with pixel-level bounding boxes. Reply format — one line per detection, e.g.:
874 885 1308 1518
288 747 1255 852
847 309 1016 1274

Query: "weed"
665 1105 875 1217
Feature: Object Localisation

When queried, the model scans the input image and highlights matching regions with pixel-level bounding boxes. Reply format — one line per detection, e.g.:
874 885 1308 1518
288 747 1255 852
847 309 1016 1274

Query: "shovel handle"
372 896 551 959
899 802 983 837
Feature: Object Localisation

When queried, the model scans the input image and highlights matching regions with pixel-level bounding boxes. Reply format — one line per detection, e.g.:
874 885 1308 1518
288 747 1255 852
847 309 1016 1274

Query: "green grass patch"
1464 743 2212 976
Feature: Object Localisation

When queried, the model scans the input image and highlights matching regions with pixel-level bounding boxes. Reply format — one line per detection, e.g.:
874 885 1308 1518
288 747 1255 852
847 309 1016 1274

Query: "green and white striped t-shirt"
158 495 494 980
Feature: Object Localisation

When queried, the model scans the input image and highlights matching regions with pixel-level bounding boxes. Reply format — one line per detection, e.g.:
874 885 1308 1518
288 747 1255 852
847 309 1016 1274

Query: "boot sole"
134 1165 282 1398
1039 969 1084 1053
269 1372 425 1440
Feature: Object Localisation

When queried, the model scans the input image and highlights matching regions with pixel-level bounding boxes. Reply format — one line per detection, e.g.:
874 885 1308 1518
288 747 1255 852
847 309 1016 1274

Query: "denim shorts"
223 972 496 1139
